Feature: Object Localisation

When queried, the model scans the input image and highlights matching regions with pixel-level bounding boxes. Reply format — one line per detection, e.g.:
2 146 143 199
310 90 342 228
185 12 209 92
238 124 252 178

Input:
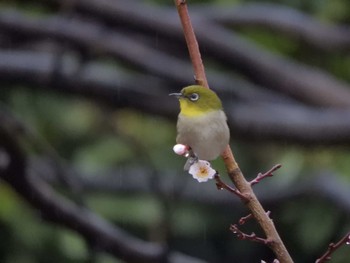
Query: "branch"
221 148 293 263
315 231 350 263
174 1 293 262
175 0 208 87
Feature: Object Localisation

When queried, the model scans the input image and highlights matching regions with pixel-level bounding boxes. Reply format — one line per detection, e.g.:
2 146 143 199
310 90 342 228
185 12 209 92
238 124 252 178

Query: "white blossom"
188 160 216 183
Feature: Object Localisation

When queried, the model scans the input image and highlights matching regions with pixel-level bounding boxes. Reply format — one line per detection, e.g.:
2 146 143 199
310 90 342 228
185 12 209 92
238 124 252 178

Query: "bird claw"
184 151 199 170
188 155 198 165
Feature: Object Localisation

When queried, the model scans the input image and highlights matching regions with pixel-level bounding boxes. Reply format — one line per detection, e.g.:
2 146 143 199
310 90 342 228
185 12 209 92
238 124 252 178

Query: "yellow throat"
179 98 215 117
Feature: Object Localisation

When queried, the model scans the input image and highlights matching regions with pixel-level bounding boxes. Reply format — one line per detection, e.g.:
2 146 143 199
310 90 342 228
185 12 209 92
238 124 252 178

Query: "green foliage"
238 29 300 57
87 194 163 228
316 0 350 23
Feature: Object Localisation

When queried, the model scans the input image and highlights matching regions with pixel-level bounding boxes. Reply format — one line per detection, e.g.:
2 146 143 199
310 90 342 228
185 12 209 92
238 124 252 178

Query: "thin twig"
250 164 282 186
214 173 249 201
238 213 254 225
315 231 350 263
230 224 272 245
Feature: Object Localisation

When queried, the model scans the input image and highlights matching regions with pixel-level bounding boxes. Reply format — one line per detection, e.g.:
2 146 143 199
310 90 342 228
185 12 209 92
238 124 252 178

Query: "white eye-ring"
189 93 199 101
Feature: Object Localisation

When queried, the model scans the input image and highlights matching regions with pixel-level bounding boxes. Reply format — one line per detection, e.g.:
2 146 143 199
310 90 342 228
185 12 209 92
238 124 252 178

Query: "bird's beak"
169 92 183 99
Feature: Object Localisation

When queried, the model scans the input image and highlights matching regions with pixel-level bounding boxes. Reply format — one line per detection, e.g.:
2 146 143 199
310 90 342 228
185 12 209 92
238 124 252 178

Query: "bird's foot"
184 152 198 170
188 155 198 165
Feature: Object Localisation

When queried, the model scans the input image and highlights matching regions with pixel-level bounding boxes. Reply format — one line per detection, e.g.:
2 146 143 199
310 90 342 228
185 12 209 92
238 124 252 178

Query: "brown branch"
221 148 293 263
174 1 293 262
315 231 350 263
175 0 208 88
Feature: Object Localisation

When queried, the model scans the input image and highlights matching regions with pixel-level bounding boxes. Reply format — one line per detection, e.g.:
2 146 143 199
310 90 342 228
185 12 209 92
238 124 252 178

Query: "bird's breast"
176 110 230 160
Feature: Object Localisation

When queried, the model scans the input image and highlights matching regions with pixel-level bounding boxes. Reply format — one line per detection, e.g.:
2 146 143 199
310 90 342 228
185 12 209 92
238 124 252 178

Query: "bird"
170 85 230 170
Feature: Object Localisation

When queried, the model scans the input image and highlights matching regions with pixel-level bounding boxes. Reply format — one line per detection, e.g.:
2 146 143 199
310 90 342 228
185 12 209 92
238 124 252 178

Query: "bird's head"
170 85 223 117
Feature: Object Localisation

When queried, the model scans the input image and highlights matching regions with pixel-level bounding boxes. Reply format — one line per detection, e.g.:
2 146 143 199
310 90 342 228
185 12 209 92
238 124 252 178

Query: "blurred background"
0 0 350 262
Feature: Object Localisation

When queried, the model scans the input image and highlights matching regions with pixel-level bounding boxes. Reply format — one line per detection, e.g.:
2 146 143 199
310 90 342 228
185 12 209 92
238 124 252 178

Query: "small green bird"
170 85 230 169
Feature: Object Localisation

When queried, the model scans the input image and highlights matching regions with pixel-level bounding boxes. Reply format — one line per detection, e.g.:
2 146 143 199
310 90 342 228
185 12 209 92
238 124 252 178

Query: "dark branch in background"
227 103 350 145
36 0 350 108
3 51 350 145
28 155 350 215
2 108 348 225
0 9 190 85
190 21 350 108
0 48 284 111
2 1 350 108
0 11 291 105
194 3 350 52
0 111 206 263
0 50 175 116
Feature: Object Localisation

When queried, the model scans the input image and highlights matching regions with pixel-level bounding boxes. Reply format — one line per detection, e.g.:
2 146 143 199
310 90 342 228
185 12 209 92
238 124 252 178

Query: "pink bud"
173 144 188 156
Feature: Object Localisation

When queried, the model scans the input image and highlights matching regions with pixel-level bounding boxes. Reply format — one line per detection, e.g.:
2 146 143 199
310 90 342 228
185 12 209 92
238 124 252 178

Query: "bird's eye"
189 93 199 101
